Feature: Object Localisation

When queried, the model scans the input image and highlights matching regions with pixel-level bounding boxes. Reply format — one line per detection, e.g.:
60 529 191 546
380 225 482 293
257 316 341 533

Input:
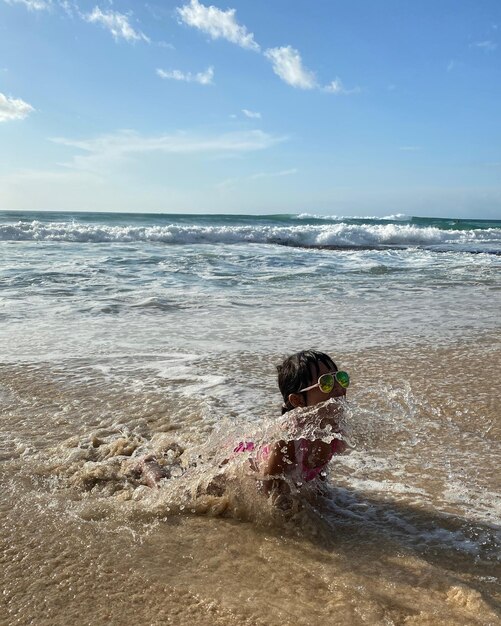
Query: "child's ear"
288 393 305 408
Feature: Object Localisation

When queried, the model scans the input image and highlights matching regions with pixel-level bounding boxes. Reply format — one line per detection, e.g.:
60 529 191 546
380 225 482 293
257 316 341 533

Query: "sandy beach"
2 329 500 625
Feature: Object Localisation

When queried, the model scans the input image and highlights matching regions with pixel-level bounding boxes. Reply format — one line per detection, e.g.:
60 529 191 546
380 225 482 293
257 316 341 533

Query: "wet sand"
1 333 500 625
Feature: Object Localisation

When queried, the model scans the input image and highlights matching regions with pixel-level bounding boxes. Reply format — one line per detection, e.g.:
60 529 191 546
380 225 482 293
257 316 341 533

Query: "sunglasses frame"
298 370 350 394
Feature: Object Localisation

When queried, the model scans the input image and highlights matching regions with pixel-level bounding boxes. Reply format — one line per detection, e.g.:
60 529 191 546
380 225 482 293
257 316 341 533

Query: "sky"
1 0 500 218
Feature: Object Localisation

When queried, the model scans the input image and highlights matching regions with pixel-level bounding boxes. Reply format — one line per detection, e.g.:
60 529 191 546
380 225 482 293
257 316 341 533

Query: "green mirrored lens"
318 373 335 393
336 371 350 388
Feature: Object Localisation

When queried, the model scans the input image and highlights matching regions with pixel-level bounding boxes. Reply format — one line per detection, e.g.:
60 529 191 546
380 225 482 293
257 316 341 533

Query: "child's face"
304 361 347 407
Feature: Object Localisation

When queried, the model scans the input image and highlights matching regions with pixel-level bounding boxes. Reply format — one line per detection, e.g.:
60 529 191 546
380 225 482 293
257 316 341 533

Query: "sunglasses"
298 370 350 394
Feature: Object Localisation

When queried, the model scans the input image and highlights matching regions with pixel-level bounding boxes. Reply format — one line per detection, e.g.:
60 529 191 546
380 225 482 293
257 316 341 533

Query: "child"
132 350 349 493
235 350 349 495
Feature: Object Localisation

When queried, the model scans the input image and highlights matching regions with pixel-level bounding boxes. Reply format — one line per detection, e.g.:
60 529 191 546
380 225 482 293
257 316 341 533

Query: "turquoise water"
1 211 501 250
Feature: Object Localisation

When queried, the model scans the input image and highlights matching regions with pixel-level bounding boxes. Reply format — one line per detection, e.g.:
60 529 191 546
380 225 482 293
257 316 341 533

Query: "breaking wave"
2 219 500 252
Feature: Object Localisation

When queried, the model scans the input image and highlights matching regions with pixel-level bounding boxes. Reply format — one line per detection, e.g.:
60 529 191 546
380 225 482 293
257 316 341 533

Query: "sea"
1 210 500 625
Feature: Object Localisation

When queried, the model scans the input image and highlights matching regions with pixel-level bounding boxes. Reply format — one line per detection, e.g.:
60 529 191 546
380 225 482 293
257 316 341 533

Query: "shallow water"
1 335 500 625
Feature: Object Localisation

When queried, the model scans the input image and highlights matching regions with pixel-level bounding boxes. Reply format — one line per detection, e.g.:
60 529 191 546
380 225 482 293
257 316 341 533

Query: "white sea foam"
1 219 500 251
380 213 409 221
297 212 410 221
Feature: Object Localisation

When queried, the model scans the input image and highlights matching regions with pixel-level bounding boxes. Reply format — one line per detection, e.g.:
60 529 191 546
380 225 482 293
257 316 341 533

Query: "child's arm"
261 439 296 476
264 437 345 475
258 439 295 499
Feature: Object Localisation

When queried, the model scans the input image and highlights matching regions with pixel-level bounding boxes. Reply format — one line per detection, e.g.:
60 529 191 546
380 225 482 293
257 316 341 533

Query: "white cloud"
242 108 261 119
157 66 214 85
323 77 360 95
447 60 455 72
249 168 297 180
84 7 150 43
177 0 259 51
51 129 284 172
399 146 421 152
264 46 316 89
175 2 358 94
470 40 497 52
0 92 35 122
3 0 51 10
57 0 75 16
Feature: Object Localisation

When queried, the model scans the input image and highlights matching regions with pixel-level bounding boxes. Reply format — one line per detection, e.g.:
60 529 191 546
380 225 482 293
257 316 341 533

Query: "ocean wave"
1 219 500 250
296 212 410 222
381 213 410 221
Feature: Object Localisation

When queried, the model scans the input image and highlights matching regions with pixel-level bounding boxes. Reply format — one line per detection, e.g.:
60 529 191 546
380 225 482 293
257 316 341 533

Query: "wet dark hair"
277 350 337 414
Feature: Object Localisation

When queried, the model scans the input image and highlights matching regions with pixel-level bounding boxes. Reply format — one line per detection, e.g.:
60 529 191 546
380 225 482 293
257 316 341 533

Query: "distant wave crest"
1 220 500 251
296 212 410 222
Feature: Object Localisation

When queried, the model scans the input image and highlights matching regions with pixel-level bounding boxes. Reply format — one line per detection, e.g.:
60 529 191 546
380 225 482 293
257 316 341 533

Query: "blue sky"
1 0 500 218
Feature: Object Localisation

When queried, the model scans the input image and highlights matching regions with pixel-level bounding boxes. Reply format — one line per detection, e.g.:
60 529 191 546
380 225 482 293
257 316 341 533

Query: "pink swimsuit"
233 437 343 482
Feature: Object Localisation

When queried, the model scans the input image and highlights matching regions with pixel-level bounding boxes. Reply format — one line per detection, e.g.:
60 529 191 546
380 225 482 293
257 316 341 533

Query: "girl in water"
234 350 349 496
134 350 349 494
